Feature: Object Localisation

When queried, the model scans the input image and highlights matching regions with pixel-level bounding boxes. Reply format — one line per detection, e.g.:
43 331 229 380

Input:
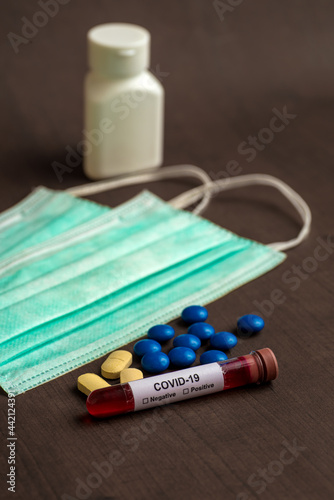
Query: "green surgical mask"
0 167 311 394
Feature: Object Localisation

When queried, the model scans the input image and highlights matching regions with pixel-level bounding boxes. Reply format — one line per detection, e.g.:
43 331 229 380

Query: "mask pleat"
0 240 276 366
0 205 195 297
0 222 243 338
0 244 249 364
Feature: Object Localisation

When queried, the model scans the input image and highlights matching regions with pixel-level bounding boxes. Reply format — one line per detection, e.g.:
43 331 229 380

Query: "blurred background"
1 3 334 499
1 0 333 245
1 3 333 188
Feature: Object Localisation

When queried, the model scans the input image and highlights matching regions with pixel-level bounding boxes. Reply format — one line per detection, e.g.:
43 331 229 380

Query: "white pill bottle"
84 23 164 179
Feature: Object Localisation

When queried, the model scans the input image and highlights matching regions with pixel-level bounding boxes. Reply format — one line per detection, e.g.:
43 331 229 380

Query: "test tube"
86 348 278 418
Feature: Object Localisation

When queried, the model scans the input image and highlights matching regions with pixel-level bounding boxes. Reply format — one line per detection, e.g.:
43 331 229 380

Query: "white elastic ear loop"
66 165 212 215
170 174 312 252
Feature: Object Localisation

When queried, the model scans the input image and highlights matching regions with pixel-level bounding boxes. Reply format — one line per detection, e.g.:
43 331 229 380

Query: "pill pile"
133 306 264 373
77 306 265 394
77 350 143 396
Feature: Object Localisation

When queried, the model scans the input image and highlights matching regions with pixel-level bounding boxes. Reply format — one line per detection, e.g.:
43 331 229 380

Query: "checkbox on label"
143 398 148 404
183 388 189 395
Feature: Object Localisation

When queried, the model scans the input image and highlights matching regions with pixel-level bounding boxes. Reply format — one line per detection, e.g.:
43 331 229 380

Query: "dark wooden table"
1 1 333 499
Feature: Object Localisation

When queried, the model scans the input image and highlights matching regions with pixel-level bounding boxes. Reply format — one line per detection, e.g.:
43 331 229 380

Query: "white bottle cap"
88 23 150 77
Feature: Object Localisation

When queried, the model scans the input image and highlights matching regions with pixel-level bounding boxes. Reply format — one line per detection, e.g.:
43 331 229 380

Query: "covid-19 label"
129 363 224 411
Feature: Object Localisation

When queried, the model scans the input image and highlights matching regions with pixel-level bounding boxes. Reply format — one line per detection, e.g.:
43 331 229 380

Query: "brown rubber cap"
255 348 279 382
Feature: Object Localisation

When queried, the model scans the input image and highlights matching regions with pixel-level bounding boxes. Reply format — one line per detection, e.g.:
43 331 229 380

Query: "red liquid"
86 349 277 418
219 354 261 390
87 382 134 418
